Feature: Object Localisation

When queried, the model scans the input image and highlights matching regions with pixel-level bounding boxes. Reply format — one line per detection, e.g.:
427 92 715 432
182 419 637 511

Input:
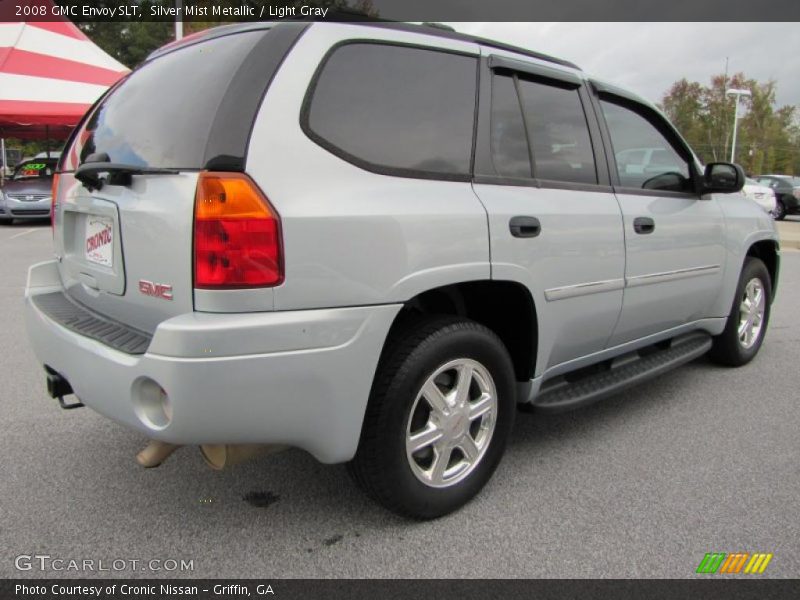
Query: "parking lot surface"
1 220 798 578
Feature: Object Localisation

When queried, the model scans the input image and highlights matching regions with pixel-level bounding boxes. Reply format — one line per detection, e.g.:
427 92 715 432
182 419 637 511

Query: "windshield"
13 159 57 180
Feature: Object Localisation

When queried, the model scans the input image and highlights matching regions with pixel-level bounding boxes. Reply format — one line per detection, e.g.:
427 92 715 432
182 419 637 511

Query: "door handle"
633 217 655 235
509 216 541 238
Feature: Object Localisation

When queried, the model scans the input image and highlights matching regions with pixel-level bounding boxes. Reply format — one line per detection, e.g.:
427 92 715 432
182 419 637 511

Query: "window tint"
64 31 263 170
488 74 597 184
600 99 692 192
306 43 477 178
490 75 530 178
516 77 597 184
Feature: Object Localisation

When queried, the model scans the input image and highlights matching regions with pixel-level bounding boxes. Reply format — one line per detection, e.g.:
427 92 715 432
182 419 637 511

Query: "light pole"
726 88 751 163
175 0 183 40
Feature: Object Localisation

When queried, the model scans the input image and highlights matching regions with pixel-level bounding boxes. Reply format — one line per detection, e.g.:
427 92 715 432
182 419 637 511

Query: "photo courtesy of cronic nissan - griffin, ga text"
25 21 779 519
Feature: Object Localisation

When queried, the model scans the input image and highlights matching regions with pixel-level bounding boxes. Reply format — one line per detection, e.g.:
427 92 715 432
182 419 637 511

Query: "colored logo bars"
696 552 773 574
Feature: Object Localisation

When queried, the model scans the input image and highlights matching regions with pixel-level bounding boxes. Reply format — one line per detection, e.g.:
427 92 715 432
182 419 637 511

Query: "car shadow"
0 218 50 227
80 357 711 532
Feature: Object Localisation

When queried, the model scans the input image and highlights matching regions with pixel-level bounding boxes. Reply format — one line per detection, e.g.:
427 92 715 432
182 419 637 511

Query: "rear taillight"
51 173 60 231
193 172 283 289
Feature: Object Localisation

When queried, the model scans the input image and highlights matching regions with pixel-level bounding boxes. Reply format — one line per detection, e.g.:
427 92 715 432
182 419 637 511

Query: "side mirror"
701 162 745 194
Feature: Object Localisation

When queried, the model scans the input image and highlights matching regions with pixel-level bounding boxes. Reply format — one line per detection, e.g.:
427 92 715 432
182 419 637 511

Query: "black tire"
773 199 786 221
348 315 516 519
709 257 771 367
0 218 12 226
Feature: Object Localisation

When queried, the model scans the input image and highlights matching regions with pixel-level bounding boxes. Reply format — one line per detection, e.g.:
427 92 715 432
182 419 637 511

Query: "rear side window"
489 73 597 185
63 31 263 171
490 75 530 178
304 43 478 179
517 77 597 184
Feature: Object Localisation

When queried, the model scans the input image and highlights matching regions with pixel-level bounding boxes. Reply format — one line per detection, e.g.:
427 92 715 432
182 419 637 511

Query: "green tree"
660 78 704 150
78 21 173 68
661 73 799 175
77 0 376 69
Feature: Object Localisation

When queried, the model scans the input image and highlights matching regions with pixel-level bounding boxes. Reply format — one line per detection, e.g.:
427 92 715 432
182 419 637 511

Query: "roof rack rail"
308 17 581 71
150 16 581 72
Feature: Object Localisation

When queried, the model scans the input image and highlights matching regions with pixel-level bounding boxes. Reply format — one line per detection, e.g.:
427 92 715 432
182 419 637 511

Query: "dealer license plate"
85 216 114 268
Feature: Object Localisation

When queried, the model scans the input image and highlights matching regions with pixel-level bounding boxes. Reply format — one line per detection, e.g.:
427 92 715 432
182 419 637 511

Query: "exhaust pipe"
134 441 287 469
136 440 182 468
199 444 288 470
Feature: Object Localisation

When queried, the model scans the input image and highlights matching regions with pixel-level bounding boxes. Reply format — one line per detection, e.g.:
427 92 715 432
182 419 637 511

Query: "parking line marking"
9 228 39 240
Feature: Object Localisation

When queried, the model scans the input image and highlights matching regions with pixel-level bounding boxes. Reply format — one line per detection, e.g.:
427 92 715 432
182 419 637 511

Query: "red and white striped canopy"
0 11 128 138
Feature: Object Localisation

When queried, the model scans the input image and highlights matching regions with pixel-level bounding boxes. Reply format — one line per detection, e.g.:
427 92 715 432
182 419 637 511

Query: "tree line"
661 73 799 176
76 0 375 68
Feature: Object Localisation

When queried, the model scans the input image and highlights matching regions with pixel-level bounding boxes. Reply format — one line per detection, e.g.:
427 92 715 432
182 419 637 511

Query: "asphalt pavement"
1 219 798 579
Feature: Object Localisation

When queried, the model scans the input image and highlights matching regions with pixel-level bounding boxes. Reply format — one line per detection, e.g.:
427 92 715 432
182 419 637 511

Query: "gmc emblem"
139 280 173 301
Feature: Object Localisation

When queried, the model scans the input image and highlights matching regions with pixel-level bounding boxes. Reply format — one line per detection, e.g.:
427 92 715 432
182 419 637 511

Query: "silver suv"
25 21 779 519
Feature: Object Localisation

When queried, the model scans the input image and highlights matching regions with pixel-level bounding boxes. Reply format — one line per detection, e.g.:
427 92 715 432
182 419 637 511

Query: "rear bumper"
25 260 401 463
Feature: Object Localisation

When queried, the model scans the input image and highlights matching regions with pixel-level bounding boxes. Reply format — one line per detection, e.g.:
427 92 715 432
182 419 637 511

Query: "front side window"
306 43 478 178
600 99 693 193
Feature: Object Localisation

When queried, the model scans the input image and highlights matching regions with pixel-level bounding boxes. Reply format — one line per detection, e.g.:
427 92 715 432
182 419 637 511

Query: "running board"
529 332 712 413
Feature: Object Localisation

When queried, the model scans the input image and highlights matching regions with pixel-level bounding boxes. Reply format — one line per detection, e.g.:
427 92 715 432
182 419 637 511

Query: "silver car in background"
0 158 57 223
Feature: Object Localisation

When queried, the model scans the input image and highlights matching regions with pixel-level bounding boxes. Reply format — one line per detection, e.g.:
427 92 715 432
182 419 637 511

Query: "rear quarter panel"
245 24 490 311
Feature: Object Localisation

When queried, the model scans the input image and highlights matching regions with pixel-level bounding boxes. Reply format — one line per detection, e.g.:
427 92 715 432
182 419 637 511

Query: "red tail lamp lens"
193 173 283 288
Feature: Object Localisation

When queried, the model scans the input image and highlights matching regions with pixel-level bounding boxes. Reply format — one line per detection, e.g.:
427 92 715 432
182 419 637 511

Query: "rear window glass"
305 43 477 179
63 32 262 171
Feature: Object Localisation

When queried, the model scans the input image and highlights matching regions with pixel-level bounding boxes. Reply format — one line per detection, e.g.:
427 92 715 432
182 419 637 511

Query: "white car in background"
743 178 777 216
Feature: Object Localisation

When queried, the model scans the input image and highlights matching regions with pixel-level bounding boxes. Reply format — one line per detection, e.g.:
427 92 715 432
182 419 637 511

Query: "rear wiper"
74 156 179 191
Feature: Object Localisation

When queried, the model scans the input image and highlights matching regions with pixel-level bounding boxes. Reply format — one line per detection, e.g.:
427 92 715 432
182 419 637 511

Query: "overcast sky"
442 23 800 110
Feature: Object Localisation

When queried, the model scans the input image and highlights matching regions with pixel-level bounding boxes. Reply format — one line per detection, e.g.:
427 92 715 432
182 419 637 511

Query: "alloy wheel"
405 359 497 488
